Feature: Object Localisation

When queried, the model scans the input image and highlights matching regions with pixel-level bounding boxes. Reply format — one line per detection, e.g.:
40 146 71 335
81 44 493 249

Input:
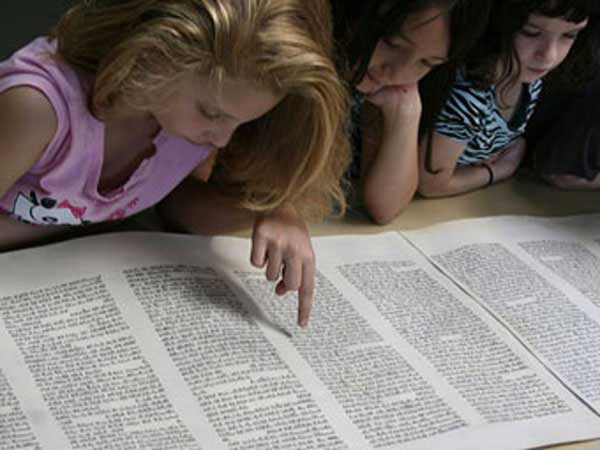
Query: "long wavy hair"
331 0 492 177
51 0 351 220
465 0 600 93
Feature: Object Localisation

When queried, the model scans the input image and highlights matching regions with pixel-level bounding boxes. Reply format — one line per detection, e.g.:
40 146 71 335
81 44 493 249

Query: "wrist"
260 202 298 221
382 110 421 138
481 162 495 186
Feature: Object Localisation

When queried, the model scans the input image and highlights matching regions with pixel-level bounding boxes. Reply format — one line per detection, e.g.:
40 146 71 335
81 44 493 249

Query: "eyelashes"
519 29 580 40
196 104 223 121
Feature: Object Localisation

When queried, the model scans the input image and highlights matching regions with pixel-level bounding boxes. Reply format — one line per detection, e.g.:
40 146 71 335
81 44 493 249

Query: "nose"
535 38 558 65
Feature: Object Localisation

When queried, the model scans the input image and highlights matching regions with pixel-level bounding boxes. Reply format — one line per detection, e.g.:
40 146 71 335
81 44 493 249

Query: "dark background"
2 1 75 58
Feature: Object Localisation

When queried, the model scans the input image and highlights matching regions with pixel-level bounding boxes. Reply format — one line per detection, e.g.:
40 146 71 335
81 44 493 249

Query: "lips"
528 67 550 75
356 70 381 94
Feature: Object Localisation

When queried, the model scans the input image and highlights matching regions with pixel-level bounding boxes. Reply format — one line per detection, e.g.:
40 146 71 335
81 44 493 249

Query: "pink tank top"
0 37 211 225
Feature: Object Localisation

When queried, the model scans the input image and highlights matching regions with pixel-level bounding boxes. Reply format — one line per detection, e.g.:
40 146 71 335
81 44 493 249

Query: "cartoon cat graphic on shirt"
11 191 88 225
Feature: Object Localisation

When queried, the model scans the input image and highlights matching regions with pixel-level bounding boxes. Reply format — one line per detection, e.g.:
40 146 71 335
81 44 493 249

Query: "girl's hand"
490 137 527 181
545 173 600 190
251 204 315 327
366 83 422 128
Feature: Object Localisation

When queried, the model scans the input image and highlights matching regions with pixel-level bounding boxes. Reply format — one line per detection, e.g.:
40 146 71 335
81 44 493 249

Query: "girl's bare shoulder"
0 86 58 193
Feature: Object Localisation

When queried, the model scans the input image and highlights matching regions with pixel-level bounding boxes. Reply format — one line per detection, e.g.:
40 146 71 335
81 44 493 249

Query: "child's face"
355 7 450 95
514 13 588 83
152 71 281 150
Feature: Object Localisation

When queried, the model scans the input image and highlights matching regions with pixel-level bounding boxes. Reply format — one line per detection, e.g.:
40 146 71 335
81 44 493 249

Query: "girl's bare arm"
360 85 421 224
0 87 56 197
418 134 526 197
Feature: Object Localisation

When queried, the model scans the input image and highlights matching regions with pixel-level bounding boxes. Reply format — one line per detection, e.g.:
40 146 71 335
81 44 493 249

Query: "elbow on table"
364 195 410 226
368 207 398 226
362 176 419 225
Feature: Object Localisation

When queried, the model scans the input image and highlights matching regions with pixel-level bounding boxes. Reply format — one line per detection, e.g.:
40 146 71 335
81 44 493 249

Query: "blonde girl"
0 0 350 326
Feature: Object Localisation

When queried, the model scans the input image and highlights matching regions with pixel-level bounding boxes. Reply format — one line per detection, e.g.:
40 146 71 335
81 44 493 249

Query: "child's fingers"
275 280 288 296
265 242 283 281
486 150 505 164
272 255 314 327
250 234 268 268
366 84 421 119
366 89 387 107
297 261 315 328
281 257 301 293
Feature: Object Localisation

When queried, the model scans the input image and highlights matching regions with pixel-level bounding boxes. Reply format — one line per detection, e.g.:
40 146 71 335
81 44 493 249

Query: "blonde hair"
52 0 351 220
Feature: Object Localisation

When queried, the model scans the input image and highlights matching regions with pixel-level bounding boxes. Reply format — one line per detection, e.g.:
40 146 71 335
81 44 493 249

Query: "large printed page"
403 213 600 417
0 230 598 450
0 234 317 450
214 231 600 450
0 232 358 450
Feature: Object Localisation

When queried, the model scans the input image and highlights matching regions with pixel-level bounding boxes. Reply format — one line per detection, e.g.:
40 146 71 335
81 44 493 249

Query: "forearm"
158 178 255 235
543 173 600 190
0 215 71 251
419 163 494 198
362 118 420 224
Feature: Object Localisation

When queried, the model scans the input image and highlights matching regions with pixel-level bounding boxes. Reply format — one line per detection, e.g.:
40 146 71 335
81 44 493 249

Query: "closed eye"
196 103 223 121
520 29 541 38
422 59 447 69
382 37 405 49
200 109 222 121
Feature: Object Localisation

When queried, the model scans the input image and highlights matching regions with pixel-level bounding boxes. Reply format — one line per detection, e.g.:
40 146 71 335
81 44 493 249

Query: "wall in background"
1 1 74 58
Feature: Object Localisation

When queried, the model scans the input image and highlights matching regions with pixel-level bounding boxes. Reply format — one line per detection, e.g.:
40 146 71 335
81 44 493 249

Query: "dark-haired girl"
418 0 599 198
526 15 600 191
331 0 491 224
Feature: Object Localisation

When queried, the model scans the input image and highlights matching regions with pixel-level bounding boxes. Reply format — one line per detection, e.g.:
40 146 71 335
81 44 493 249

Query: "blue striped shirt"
434 72 543 166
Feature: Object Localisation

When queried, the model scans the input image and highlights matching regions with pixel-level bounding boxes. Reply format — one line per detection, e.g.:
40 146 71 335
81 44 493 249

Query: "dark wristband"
482 163 495 186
